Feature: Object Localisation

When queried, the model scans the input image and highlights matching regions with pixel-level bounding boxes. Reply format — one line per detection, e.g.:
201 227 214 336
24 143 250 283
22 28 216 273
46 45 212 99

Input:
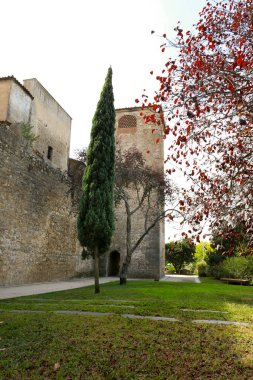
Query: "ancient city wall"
8 81 33 124
23 79 71 172
0 123 92 286
0 77 33 124
0 80 12 121
0 105 165 285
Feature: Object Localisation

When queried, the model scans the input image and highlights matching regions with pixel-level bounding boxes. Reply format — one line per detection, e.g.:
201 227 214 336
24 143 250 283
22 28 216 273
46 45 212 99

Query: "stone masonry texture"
0 106 165 285
102 107 165 279
0 124 92 285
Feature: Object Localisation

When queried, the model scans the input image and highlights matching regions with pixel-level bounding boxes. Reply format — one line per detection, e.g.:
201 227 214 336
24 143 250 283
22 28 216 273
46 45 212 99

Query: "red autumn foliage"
141 0 253 242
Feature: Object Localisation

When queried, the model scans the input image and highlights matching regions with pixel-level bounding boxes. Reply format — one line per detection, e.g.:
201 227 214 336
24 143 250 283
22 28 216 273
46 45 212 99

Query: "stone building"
24 78 72 172
0 76 71 171
102 108 165 279
0 76 164 285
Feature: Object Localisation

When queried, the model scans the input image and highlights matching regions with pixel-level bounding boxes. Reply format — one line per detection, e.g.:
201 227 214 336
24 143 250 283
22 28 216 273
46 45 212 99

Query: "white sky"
1 0 206 155
1 0 207 242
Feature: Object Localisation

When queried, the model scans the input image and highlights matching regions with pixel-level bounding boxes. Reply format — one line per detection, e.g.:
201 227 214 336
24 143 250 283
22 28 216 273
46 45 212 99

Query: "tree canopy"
165 240 195 273
195 241 214 263
137 0 253 244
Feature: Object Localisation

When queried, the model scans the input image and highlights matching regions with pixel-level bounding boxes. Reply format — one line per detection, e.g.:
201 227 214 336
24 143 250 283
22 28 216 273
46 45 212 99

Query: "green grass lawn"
0 278 252 379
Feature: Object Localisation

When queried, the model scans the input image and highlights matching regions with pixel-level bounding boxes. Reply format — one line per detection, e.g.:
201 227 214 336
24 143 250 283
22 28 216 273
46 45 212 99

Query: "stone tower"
103 107 165 279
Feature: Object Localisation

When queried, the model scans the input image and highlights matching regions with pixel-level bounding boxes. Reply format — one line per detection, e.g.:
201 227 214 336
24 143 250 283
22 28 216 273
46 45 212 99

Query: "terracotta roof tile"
0 76 34 99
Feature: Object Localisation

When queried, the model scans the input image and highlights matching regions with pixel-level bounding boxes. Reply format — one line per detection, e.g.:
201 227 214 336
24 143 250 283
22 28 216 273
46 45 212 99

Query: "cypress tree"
77 67 115 293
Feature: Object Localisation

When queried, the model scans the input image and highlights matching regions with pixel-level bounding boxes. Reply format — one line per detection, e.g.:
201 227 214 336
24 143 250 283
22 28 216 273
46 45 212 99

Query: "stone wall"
8 81 33 124
102 107 165 279
103 197 164 279
0 124 93 286
0 77 33 124
0 106 165 285
23 79 72 172
0 80 12 121
116 107 164 172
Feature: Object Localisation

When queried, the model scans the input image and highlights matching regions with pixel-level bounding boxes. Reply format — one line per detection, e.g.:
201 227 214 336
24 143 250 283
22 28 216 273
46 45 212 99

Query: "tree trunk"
94 246 100 294
120 262 128 284
175 264 182 274
120 207 131 285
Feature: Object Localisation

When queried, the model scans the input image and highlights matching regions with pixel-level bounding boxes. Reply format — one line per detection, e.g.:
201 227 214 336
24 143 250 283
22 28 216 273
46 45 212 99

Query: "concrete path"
0 277 117 300
161 274 201 283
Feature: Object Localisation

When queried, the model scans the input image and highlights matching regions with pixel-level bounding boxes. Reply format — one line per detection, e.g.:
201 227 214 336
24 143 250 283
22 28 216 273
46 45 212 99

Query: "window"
47 146 53 160
118 115 137 129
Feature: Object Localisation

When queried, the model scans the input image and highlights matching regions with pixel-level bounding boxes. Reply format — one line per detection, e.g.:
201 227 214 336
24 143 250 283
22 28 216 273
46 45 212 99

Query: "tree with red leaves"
138 0 253 245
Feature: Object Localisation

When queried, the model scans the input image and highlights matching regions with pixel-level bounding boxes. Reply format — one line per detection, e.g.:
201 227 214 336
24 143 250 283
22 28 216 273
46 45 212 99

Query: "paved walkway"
161 274 201 283
0 275 200 300
0 277 116 300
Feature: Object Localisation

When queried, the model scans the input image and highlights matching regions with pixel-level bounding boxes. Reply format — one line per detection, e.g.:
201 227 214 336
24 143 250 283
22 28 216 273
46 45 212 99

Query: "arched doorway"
108 251 120 276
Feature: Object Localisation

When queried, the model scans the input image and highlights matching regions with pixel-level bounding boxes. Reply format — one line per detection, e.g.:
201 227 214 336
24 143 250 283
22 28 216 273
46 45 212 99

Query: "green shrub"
165 263 175 274
21 123 38 145
206 251 226 267
207 264 223 279
206 251 227 279
197 261 208 277
247 256 253 274
219 256 253 280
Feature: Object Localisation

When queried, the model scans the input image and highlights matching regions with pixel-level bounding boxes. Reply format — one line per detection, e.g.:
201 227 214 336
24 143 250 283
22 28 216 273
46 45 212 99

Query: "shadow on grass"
0 278 252 321
0 279 252 378
0 311 252 379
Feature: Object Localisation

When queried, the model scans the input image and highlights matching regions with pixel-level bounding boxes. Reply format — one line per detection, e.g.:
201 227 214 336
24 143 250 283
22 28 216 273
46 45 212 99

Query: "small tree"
165 240 195 274
77 67 115 294
115 147 180 284
195 241 214 263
